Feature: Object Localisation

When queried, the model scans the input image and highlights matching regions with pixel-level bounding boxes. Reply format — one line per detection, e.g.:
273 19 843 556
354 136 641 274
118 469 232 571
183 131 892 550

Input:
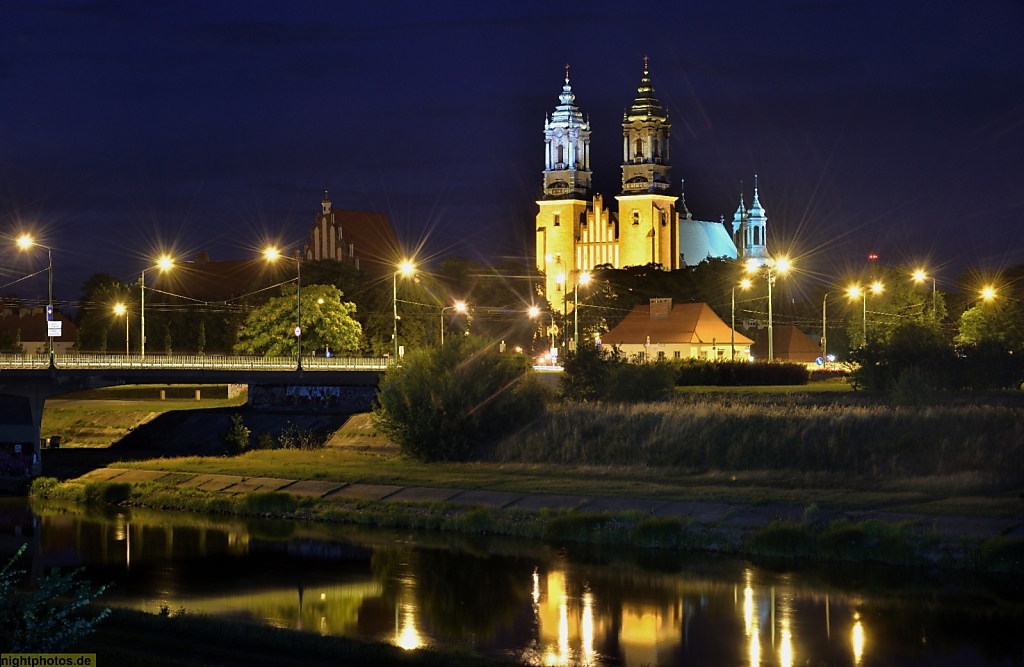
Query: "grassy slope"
42 385 247 447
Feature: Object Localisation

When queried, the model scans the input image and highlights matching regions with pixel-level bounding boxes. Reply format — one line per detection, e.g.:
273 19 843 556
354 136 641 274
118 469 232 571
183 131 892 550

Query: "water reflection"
3 499 1023 666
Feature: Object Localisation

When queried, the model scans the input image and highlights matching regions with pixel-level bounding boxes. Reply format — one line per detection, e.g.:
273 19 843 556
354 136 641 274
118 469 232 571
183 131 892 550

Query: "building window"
635 138 643 158
632 211 640 225
660 210 667 227
553 214 560 227
657 351 666 360
556 144 564 165
673 351 681 359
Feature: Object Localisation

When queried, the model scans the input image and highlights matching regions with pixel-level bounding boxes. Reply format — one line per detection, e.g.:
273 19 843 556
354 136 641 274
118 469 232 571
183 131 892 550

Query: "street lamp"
847 281 884 346
263 248 302 370
113 303 129 356
745 257 791 361
140 255 174 360
981 285 996 302
393 260 415 359
732 278 751 360
822 291 834 367
912 269 937 323
573 271 591 352
440 300 467 345
16 235 54 366
529 305 556 351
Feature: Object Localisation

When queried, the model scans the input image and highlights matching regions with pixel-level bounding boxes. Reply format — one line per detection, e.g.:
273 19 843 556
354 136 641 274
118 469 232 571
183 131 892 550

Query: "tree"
956 301 1024 350
372 336 548 461
74 274 130 352
234 284 362 356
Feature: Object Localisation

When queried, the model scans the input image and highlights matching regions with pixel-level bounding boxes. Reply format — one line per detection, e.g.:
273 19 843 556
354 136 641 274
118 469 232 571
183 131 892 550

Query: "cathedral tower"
615 59 678 270
536 68 593 311
742 176 771 265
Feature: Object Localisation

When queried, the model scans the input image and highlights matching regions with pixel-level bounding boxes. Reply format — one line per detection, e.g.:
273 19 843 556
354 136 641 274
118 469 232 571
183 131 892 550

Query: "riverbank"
29 392 1024 573
30 460 1024 574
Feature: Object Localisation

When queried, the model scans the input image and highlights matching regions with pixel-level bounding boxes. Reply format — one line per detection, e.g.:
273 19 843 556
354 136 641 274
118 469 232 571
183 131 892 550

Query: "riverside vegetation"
29 341 1024 573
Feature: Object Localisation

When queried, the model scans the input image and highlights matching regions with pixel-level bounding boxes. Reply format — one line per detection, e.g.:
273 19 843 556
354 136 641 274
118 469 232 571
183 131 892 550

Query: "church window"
754 227 760 245
653 139 660 159
632 211 640 226
635 137 643 158
553 214 560 227
660 210 666 227
556 144 564 165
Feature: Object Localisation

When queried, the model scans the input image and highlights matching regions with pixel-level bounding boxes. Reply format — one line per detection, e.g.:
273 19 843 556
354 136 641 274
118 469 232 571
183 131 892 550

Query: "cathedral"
535 61 771 309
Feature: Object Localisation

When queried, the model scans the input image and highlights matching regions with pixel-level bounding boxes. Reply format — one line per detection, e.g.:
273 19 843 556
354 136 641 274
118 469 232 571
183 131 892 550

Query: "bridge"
0 354 389 479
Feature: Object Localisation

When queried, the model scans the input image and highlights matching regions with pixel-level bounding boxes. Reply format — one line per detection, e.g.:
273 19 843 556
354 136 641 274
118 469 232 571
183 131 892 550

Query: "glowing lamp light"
847 285 863 299
775 257 791 274
16 234 33 250
528 305 540 318
579 271 592 286
745 258 759 274
981 286 996 301
454 300 467 313
398 260 415 277
740 278 752 289
912 269 927 283
870 281 884 295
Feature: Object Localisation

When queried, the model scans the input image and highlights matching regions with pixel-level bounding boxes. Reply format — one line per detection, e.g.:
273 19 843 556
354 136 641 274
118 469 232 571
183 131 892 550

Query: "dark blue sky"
3 1 1024 303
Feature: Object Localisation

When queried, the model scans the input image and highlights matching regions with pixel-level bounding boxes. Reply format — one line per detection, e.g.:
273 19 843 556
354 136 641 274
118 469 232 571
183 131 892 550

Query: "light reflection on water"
3 499 1023 666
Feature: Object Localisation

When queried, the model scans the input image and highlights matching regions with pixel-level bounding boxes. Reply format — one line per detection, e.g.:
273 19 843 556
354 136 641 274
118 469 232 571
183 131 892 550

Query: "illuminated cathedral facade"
535 62 771 309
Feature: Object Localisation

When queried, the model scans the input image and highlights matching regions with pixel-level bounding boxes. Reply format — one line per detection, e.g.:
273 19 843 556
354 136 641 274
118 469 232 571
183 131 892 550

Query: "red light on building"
868 253 879 261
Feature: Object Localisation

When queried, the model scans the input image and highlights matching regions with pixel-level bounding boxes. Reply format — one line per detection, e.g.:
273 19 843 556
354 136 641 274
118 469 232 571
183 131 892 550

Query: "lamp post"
981 285 996 302
529 305 556 351
16 235 54 366
440 300 467 345
554 272 567 352
113 303 129 356
263 248 302 370
847 281 884 346
393 260 415 359
140 256 174 360
573 271 592 352
745 257 791 361
912 269 937 323
821 291 833 367
732 278 751 360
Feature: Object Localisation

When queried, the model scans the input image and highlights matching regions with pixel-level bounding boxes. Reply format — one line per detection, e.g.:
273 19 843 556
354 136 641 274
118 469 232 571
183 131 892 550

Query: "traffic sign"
815 356 824 366
46 305 53 321
47 321 62 337
294 326 302 337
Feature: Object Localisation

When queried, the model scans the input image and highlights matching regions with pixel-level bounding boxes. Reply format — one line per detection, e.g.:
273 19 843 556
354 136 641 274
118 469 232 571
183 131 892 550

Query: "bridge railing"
0 353 391 371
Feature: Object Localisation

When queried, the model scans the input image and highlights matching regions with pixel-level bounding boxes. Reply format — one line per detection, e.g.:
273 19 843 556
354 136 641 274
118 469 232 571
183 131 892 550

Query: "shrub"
562 346 675 401
221 413 251 455
277 422 327 450
373 336 549 462
240 491 299 514
0 544 110 652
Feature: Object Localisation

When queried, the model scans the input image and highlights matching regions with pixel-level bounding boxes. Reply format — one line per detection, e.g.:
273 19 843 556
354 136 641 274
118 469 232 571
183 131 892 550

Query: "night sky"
3 1 1024 306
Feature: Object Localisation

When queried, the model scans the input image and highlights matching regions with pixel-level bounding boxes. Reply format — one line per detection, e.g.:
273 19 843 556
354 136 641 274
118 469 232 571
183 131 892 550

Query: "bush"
221 413 251 455
1 544 110 652
277 422 327 450
562 346 676 401
373 336 549 462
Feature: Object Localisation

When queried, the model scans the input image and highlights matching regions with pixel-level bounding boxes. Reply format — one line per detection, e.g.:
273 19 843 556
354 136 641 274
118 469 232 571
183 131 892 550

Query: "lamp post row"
6 240 1001 366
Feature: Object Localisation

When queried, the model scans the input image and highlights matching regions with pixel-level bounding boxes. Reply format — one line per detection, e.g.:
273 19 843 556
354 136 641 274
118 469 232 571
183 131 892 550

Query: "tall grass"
492 397 1024 478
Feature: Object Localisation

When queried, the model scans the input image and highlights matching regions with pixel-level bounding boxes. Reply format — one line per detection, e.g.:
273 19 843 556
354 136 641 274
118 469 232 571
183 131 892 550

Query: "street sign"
294 326 302 337
815 356 824 366
46 305 53 321
47 321 62 337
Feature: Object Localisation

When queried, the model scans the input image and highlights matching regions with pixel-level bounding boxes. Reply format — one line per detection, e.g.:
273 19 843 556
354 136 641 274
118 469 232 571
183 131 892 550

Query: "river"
3 498 1022 666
